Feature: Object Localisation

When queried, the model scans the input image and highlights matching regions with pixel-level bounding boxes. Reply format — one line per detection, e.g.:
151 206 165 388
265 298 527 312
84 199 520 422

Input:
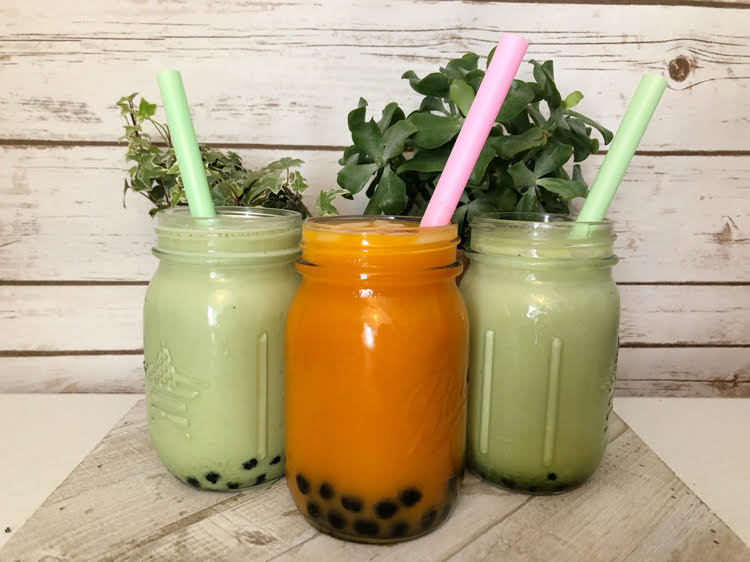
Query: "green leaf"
565 110 614 145
450 79 475 117
420 96 448 115
508 161 536 189
402 71 451 98
488 127 548 160
407 113 461 149
530 60 562 109
352 119 383 160
348 98 368 130
487 184 518 211
487 47 496 67
440 59 467 80
515 187 540 213
497 80 536 122
316 188 348 216
338 145 361 166
337 163 378 194
468 143 496 185
536 178 588 199
533 141 573 178
572 163 587 188
368 165 407 215
378 102 405 133
382 119 418 161
137 97 157 120
396 146 451 173
465 69 485 92
460 52 479 70
466 196 498 223
563 90 584 109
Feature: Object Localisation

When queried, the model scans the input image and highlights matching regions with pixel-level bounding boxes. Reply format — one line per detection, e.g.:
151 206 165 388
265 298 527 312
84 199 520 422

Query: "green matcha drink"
144 207 301 491
460 213 619 494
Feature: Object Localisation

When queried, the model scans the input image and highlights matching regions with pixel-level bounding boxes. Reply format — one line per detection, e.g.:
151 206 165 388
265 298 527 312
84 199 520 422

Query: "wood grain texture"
1 147 748 283
1 1 749 151
2 400 747 560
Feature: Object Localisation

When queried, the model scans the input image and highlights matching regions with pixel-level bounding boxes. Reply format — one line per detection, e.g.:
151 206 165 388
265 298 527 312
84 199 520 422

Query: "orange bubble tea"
285 217 468 543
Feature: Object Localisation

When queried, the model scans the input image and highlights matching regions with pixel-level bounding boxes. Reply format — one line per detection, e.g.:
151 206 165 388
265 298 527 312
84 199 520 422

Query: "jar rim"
471 212 612 228
156 206 301 233
303 215 455 236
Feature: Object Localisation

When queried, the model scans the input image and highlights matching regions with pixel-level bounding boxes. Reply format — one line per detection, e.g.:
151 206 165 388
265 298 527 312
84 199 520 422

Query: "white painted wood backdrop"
1 0 748 396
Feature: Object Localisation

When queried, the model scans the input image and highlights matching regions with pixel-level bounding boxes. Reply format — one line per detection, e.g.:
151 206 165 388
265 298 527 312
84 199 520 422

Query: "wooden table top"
2 400 748 561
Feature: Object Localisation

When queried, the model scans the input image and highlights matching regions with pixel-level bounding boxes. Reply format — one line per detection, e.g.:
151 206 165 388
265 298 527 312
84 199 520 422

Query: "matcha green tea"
143 207 301 491
460 213 619 494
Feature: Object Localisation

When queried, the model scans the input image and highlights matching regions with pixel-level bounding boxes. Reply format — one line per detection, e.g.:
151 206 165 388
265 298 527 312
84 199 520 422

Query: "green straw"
157 70 215 218
576 73 667 223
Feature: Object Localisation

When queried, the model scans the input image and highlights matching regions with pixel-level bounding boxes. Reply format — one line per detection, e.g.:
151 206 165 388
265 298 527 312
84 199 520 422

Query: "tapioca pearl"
307 501 321 519
319 482 334 500
374 500 398 519
353 519 379 537
227 482 240 490
547 473 557 481
296 474 311 494
341 495 363 513
255 473 266 485
391 521 409 538
186 477 201 488
243 458 258 470
327 510 346 530
420 508 437 530
500 477 516 489
398 487 422 507
270 455 282 465
204 471 221 484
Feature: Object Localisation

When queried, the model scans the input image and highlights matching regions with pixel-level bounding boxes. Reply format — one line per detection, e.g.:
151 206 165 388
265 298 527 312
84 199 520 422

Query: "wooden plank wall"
1 0 748 396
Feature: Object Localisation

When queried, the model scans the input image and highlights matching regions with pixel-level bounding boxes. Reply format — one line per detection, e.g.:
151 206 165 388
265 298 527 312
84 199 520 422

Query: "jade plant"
337 50 613 245
116 93 344 217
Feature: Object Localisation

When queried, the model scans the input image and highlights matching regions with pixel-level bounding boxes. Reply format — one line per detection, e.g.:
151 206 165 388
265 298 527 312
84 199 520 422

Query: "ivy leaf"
508 161 536 189
337 162 378 194
407 113 461 149
515 187 540 213
497 81 536 122
368 165 407 215
536 178 588 199
565 110 614 145
396 146 451 173
402 71 451 98
530 60 562 109
138 98 157 120
316 188 348 216
348 98 368 130
352 119 383 160
378 102 405 133
489 127 548 160
563 91 584 109
382 119 419 161
468 143 496 185
450 79 475 117
533 141 573 178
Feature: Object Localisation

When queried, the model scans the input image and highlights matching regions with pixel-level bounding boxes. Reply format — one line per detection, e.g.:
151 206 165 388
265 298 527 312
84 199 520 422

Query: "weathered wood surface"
1 1 749 151
1 147 749 283
2 400 747 561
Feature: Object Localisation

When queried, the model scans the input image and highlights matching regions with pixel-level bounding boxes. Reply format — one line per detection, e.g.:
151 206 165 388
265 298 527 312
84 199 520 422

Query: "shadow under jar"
460 213 620 494
144 207 301 491
285 217 468 543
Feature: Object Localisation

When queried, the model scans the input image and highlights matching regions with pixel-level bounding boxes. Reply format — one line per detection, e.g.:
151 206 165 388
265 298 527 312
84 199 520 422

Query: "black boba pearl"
500 477 516 489
296 474 311 494
186 477 201 488
391 521 409 538
547 473 557 481
327 510 346 530
319 482 334 500
398 487 422 507
528 486 537 493
307 501 321 519
420 508 437 530
353 519 379 537
255 473 266 485
270 455 281 465
374 500 398 519
204 471 221 484
341 495 363 513
243 458 258 470
227 482 240 490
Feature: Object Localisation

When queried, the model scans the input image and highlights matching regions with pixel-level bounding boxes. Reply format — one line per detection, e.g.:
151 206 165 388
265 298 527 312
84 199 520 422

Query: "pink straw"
420 33 529 227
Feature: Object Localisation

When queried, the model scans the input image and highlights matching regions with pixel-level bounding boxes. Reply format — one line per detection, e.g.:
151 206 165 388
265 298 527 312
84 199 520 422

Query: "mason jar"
285 217 468 543
460 213 619 494
143 207 301 491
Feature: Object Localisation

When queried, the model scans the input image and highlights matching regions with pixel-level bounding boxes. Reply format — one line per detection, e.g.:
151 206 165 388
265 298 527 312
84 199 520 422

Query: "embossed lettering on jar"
144 207 301 491
460 213 620 494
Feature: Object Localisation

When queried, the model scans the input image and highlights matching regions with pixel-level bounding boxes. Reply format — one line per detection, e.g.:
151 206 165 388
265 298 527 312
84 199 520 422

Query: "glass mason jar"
143 207 301 491
285 217 468 543
460 213 620 494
